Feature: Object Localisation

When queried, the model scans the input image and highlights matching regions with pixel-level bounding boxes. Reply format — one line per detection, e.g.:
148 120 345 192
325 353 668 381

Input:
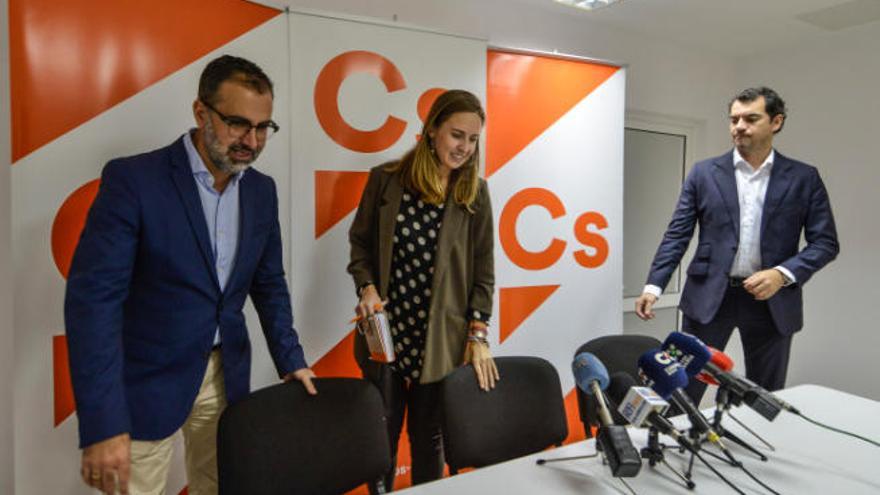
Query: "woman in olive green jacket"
347 89 498 491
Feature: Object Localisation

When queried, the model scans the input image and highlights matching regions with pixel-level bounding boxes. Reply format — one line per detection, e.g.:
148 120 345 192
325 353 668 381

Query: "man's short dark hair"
198 55 274 105
729 86 787 133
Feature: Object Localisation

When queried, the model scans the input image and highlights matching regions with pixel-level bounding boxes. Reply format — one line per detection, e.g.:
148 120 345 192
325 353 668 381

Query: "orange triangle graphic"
10 0 280 162
53 335 76 427
311 329 363 379
485 51 619 177
314 170 370 239
499 285 560 343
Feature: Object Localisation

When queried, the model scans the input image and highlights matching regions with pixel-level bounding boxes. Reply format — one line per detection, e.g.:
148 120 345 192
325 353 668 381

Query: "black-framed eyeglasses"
201 99 280 140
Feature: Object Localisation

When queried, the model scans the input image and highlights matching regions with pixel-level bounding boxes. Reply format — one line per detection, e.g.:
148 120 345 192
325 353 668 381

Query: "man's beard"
204 118 262 175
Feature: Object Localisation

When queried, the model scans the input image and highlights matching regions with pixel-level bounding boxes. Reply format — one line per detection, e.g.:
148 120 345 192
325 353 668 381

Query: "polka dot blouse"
386 190 490 380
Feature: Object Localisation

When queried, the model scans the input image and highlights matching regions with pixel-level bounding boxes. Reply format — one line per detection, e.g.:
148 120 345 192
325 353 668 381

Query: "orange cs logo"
314 50 407 153
314 50 446 152
499 188 609 270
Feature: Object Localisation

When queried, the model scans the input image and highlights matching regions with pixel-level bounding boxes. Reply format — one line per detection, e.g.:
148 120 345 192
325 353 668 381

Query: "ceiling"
512 0 880 58
262 0 880 59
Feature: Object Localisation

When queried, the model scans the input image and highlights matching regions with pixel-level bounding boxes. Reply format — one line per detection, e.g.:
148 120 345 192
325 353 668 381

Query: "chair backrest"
218 378 390 495
440 356 568 472
574 334 662 437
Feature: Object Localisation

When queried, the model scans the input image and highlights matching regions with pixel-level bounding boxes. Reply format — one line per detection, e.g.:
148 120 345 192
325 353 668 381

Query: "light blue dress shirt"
183 131 242 345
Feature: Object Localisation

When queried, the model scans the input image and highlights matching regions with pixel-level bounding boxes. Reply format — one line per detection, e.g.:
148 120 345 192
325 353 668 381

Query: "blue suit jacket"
646 150 839 336
65 136 307 447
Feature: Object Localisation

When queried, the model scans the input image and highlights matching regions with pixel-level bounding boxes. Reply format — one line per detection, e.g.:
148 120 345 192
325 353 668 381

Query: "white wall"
736 21 880 400
1 0 15 490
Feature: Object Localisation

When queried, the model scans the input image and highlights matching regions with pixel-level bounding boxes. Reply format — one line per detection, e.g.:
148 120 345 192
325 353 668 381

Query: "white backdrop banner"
485 50 625 426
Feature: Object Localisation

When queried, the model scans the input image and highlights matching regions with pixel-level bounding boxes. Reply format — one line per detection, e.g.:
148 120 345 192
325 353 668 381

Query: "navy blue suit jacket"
646 150 839 336
65 136 307 447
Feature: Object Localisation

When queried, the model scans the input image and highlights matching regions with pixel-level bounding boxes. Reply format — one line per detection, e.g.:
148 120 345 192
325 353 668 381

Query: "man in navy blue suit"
65 55 316 495
635 87 838 402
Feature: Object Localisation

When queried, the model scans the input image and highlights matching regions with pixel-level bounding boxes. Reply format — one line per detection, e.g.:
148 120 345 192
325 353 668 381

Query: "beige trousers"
128 350 227 495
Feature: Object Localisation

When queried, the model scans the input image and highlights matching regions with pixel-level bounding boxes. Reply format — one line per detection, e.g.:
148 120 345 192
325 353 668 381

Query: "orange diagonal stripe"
314 170 370 239
9 0 280 162
485 51 618 177
498 285 560 343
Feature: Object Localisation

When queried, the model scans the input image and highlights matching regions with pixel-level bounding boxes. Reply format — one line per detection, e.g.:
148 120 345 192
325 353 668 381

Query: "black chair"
574 334 662 437
218 378 391 495
440 356 568 474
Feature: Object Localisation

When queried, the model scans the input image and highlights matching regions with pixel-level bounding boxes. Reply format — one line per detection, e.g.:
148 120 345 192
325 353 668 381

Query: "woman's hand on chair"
465 340 499 391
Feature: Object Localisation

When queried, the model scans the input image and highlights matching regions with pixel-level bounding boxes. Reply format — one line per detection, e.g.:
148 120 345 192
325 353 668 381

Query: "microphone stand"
727 411 776 451
712 386 774 460
677 426 756 495
683 393 782 495
640 426 695 490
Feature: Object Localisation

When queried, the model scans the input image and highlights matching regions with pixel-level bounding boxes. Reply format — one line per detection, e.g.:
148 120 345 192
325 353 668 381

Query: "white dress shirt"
730 148 773 277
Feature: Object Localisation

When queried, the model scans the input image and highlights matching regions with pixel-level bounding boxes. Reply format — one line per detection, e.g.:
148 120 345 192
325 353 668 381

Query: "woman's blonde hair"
385 89 485 212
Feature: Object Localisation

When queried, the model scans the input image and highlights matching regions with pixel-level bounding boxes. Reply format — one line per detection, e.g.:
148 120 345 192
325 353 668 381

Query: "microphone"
637 349 722 445
697 347 746 394
572 353 612 424
572 353 642 477
608 372 694 449
695 348 722 387
709 348 801 416
663 332 752 404
705 347 784 420
664 332 796 420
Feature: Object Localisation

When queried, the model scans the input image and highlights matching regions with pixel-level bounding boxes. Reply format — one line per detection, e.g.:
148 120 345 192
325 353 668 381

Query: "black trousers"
365 365 444 493
681 283 793 405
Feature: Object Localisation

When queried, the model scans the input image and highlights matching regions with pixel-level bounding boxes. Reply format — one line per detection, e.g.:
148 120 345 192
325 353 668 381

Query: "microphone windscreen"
696 371 719 386
606 371 638 405
708 347 735 372
662 332 711 377
637 349 689 399
572 352 610 394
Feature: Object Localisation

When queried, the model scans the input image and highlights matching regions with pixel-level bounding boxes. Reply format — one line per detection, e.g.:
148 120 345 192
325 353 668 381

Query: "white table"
400 385 880 494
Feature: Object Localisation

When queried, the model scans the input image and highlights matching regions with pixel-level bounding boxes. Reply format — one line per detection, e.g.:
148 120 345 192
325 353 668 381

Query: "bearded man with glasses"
65 55 317 495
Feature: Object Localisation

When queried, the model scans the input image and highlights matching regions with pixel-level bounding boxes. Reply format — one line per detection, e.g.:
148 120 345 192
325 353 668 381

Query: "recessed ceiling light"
554 0 622 11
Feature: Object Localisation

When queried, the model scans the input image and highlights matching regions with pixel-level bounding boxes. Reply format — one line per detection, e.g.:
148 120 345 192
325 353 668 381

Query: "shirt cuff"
774 266 796 285
643 285 662 298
